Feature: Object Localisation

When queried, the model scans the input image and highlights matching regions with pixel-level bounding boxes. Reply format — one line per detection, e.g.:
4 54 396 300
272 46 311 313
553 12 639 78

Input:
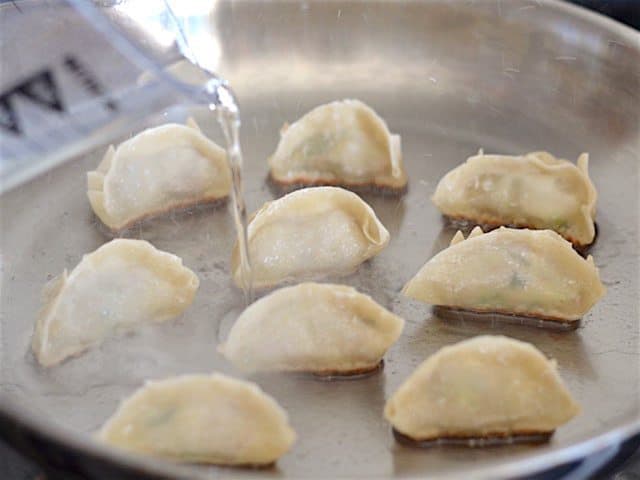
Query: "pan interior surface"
1 1 639 478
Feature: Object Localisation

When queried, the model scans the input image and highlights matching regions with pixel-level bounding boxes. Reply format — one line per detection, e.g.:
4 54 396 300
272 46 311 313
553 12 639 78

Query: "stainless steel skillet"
0 0 638 478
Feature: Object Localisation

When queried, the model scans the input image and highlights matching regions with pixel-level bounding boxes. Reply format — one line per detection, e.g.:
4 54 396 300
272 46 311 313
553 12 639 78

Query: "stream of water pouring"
210 84 254 304
161 1 253 303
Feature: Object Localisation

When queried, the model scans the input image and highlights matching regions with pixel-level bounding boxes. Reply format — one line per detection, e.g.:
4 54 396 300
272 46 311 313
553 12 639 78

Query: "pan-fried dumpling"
384 335 580 444
99 374 296 466
403 227 605 322
32 239 199 367
87 119 231 231
268 99 407 192
432 151 597 247
220 283 404 375
232 187 390 289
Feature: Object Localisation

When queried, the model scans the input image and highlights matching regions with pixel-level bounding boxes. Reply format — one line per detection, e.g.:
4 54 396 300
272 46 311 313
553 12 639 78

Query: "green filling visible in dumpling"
146 406 177 427
296 132 335 159
549 218 569 232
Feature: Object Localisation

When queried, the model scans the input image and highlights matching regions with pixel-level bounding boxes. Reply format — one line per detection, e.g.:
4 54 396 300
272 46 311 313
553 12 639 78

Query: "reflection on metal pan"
0 0 638 479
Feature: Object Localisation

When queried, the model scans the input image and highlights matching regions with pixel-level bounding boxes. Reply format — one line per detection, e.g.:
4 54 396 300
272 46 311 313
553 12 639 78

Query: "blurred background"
570 0 639 29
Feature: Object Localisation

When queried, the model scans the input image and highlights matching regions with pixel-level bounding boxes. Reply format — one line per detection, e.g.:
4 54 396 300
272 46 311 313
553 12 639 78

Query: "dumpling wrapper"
220 283 404 375
232 187 390 289
32 239 199 367
432 151 597 247
268 99 407 192
98 374 296 466
384 335 580 442
88 119 231 231
403 227 605 322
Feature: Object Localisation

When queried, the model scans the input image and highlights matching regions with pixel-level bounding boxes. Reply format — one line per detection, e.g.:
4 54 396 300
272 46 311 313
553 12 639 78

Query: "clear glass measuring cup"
0 0 252 292
0 0 231 188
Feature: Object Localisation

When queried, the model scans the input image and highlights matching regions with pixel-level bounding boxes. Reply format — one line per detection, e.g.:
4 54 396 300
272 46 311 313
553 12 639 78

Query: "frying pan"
0 1 638 478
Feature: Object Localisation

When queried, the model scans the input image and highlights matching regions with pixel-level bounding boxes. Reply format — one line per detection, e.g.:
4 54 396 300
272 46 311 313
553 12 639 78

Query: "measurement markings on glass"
0 55 118 144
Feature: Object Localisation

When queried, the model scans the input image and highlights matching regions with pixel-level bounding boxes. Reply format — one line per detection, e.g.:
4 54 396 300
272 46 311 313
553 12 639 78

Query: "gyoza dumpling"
232 187 390 289
432 151 597 247
268 99 407 192
99 374 295 466
220 283 404 375
87 119 231 231
403 227 605 322
32 239 199 366
384 335 580 444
